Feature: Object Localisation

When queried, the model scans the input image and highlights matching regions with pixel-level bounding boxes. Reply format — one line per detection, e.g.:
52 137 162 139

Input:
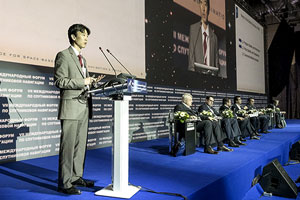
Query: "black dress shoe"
276 125 283 129
262 130 271 134
229 140 239 147
250 136 260 140
58 186 81 195
255 132 262 136
240 138 247 142
204 146 219 154
235 140 247 146
217 145 233 152
72 178 94 187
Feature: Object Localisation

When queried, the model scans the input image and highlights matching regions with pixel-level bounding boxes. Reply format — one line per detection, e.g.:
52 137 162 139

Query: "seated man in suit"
219 97 246 146
198 96 233 152
232 96 260 140
245 98 270 134
174 93 218 154
267 100 285 128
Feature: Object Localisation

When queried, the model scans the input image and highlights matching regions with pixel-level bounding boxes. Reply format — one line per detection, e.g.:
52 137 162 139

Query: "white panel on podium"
95 95 140 198
95 184 140 199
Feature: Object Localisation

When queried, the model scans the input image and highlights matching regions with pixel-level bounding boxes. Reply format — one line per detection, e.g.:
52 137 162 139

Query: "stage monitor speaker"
290 141 300 161
259 159 298 199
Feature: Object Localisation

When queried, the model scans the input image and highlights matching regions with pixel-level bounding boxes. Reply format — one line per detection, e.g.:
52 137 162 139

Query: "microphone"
106 49 133 77
98 47 117 77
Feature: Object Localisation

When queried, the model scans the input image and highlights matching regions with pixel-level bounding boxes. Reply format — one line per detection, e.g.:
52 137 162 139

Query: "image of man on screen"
188 0 219 76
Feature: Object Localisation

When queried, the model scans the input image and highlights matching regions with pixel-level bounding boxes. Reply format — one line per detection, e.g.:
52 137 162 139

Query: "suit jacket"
231 104 243 117
219 105 231 114
198 103 220 120
245 104 256 111
54 47 92 120
174 103 198 117
188 21 219 76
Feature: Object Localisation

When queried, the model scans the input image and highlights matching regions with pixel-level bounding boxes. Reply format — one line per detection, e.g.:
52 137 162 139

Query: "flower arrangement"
275 107 280 112
236 109 247 116
199 110 214 118
260 108 274 114
247 109 257 114
174 111 190 123
222 109 234 118
266 108 275 114
259 108 265 114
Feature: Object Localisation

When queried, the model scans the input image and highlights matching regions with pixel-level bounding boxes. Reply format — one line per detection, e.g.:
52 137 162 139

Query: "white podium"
95 95 140 198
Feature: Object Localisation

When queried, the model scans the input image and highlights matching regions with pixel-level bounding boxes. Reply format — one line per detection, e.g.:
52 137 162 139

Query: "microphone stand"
98 47 126 99
106 49 134 78
99 47 117 78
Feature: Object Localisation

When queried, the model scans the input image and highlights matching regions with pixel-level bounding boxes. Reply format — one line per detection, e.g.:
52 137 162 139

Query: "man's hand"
190 116 197 120
84 77 96 85
238 117 244 121
95 75 106 82
208 117 217 121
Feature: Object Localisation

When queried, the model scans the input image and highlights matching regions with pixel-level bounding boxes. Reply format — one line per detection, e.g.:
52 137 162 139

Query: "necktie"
78 55 83 67
203 32 207 65
208 106 216 116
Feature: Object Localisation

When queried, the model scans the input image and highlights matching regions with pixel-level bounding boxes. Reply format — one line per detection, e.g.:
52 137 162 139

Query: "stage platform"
1 120 300 200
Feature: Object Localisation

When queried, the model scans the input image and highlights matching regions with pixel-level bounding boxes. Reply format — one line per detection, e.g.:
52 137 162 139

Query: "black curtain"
286 31 300 119
268 19 295 97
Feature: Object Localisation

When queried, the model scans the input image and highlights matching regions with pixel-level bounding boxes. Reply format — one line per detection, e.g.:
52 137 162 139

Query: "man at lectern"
54 24 104 195
188 0 219 76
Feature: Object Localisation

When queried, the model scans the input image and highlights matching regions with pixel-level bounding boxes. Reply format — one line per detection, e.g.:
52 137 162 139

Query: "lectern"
174 120 197 156
88 78 147 198
169 116 197 156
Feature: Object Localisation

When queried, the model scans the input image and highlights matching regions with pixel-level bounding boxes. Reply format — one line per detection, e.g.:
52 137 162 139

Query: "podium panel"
174 121 196 156
95 96 140 198
88 77 146 198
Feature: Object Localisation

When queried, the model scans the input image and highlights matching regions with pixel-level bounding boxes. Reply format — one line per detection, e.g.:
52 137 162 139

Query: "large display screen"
235 5 265 94
0 0 145 78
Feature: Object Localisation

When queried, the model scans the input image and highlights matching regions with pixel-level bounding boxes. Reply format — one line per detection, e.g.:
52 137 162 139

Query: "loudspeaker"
259 159 298 199
290 141 300 161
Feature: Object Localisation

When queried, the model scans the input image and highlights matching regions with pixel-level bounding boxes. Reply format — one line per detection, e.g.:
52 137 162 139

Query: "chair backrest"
168 109 174 124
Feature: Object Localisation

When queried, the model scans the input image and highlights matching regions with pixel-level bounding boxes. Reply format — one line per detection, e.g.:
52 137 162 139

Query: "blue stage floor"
1 120 300 200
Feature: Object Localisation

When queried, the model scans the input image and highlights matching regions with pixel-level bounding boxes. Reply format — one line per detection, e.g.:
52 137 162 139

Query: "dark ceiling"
238 0 300 26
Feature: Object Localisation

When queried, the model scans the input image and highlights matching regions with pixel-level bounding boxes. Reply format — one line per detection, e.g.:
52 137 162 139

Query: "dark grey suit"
232 104 256 138
246 104 269 132
188 21 219 76
198 104 226 146
54 47 92 189
219 105 242 140
267 103 282 127
174 103 213 146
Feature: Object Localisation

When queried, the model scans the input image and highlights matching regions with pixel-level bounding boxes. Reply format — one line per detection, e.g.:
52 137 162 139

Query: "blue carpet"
0 120 300 200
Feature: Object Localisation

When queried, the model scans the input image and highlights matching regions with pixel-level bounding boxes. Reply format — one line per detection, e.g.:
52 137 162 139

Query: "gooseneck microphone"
106 49 133 76
98 47 117 77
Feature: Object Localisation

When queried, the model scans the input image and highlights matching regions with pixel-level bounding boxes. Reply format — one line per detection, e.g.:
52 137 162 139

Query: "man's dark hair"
248 97 254 102
68 24 91 45
206 96 214 100
234 96 241 103
223 97 230 105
